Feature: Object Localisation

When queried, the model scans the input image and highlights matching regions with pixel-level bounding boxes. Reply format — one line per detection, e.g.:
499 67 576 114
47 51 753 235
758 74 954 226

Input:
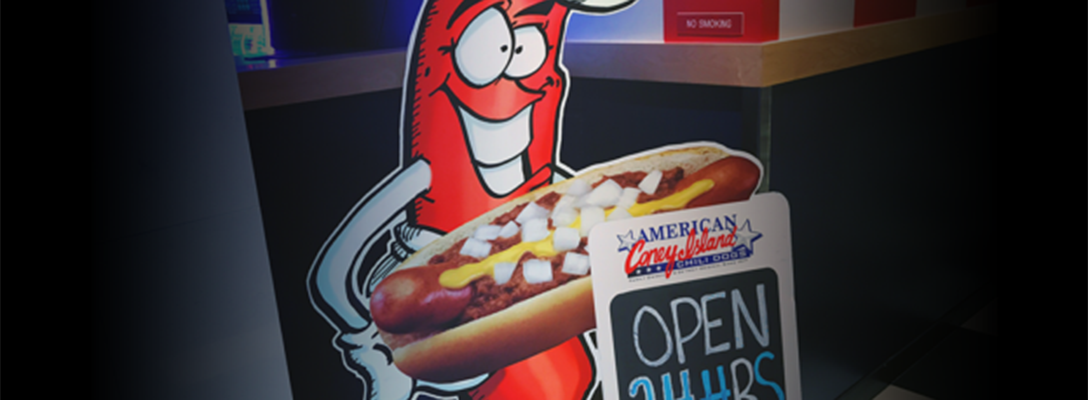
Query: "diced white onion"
562 253 591 275
639 170 663 194
515 202 549 224
498 221 520 238
474 225 501 240
607 208 632 221
459 238 492 259
573 194 592 209
555 194 576 210
553 227 581 252
522 218 550 242
523 259 554 284
580 206 605 237
552 206 579 227
566 180 591 197
493 262 517 285
617 188 641 210
586 179 623 207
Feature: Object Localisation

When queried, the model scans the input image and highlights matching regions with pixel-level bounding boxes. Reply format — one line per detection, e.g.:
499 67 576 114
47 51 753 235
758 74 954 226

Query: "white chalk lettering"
732 284 769 349
671 297 702 365
635 306 674 367
730 358 756 400
701 291 731 356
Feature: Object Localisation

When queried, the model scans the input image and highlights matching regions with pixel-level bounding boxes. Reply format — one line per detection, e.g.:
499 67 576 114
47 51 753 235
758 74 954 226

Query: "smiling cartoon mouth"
459 105 533 196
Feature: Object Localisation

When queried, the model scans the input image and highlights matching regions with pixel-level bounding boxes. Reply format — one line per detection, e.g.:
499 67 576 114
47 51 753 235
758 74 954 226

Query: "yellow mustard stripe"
439 234 559 289
628 179 714 217
437 179 715 289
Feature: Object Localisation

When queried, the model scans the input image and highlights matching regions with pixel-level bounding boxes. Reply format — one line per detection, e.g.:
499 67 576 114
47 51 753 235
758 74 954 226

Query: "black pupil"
515 46 523 54
500 45 509 52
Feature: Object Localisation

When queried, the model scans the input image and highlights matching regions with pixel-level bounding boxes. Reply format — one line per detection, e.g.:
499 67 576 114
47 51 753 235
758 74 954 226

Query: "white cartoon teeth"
477 158 525 195
460 105 533 195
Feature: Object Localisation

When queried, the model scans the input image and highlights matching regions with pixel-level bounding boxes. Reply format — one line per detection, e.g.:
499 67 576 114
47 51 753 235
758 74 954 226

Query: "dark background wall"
265 0 419 56
770 37 997 398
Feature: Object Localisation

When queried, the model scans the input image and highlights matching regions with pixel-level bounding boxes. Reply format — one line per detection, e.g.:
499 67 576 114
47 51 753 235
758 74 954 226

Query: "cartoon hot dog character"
370 145 762 382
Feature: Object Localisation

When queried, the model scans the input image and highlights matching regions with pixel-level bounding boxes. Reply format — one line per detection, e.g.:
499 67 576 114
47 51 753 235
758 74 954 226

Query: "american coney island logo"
617 214 762 279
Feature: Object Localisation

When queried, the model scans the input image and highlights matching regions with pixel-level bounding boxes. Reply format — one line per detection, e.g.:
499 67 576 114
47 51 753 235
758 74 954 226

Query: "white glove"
309 161 435 400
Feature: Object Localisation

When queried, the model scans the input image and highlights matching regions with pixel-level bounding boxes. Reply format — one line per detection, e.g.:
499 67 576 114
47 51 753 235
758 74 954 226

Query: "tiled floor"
871 300 998 400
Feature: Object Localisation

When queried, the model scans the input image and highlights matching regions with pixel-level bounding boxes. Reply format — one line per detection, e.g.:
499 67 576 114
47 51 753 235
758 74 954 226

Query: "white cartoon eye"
455 8 513 86
505 26 547 79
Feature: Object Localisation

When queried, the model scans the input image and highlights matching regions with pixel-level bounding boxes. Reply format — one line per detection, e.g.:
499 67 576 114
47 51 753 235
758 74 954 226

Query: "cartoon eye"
455 8 513 86
505 26 547 79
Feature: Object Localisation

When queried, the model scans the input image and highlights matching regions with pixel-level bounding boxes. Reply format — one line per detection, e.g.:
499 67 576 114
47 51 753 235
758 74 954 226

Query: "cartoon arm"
309 159 439 400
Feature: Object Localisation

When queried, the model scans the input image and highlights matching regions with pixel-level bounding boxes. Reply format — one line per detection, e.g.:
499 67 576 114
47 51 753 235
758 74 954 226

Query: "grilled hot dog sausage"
371 262 473 334
678 156 761 209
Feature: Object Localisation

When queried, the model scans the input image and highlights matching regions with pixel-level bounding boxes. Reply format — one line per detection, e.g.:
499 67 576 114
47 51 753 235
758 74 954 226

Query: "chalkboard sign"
611 268 784 400
590 193 801 400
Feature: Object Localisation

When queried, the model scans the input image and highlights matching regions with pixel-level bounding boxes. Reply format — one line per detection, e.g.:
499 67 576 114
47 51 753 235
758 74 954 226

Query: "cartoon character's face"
404 0 571 233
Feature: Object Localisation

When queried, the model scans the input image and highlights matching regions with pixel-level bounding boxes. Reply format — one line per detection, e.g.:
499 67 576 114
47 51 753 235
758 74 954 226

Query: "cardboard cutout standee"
308 1 636 399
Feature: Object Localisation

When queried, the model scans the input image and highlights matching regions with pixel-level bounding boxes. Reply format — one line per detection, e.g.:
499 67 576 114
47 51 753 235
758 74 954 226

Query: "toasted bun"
381 144 750 382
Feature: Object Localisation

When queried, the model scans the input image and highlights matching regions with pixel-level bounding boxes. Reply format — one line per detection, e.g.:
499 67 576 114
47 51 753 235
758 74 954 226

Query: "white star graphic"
733 220 763 252
616 231 639 252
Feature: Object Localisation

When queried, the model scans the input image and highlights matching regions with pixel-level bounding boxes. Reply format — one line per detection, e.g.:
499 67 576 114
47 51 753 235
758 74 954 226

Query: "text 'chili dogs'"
370 145 762 382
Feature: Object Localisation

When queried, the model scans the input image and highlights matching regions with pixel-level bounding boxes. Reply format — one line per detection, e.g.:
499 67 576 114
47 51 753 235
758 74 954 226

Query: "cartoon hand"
309 160 439 400
338 325 415 400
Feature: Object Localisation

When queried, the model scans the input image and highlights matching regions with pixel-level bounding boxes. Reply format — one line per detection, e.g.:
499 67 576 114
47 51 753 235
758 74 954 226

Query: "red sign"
677 12 744 37
663 0 778 43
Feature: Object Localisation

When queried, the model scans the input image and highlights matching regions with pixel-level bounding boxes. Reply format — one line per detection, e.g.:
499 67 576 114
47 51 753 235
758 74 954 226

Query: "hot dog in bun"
370 144 762 382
